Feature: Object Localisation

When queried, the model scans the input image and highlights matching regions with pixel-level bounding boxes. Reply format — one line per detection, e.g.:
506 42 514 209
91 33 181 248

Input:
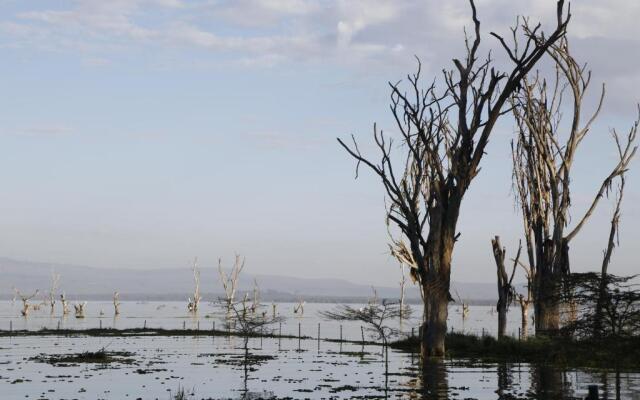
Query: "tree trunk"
498 304 507 339
421 286 449 358
519 297 529 339
535 287 560 334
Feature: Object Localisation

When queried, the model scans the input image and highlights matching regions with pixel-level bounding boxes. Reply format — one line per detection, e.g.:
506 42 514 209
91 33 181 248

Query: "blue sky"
0 0 638 285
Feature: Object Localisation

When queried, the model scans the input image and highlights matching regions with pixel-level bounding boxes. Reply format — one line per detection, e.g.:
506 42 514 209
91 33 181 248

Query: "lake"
1 301 639 399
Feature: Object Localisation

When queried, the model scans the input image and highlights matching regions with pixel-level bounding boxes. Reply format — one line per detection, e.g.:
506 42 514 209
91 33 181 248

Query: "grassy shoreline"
391 332 640 370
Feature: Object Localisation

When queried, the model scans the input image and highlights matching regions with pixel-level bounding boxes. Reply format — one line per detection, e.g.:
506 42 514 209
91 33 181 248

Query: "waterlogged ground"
0 301 532 338
2 302 640 399
2 335 640 399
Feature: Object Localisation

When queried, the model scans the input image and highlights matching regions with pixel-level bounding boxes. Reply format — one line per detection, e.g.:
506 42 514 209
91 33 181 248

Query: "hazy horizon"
0 0 638 287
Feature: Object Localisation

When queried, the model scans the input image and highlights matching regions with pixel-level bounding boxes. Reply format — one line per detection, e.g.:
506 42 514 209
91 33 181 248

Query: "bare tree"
47 270 60 315
293 297 305 316
113 291 121 316
491 236 521 338
320 300 408 377
399 263 407 319
595 161 629 334
514 260 534 338
60 292 70 316
218 254 245 314
250 279 260 314
338 1 569 357
74 302 87 318
15 288 39 317
511 38 638 334
188 257 201 313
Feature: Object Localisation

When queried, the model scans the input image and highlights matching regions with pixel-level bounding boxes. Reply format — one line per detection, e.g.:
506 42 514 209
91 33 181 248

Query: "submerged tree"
491 236 521 338
511 38 638 335
60 292 70 316
218 254 245 314
74 302 87 318
15 288 39 317
47 270 60 315
188 257 201 313
339 1 569 357
113 291 121 316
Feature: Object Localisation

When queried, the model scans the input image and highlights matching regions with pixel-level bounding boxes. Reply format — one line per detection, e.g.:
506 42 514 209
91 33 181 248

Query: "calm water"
0 301 531 339
1 301 639 399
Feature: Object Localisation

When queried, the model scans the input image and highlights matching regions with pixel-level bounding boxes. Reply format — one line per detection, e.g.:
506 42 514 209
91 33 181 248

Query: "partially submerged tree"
188 257 201 313
339 1 569 357
491 236 521 338
293 297 305 316
74 302 87 318
113 291 121 316
511 38 638 334
60 292 70 315
48 270 60 315
218 254 245 314
15 288 39 317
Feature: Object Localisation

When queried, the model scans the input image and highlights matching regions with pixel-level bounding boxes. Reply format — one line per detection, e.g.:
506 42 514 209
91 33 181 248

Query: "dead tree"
491 236 521 338
113 291 121 316
74 302 87 318
250 279 260 314
188 257 201 313
515 260 534 338
60 292 70 315
399 263 407 319
48 271 60 315
293 297 305 316
511 38 638 335
595 161 629 334
338 1 569 357
218 254 245 314
15 288 39 317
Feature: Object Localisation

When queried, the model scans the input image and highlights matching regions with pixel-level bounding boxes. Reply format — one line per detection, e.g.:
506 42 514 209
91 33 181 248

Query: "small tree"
218 254 245 314
60 292 70 315
491 236 521 338
74 302 87 318
188 257 201 313
48 270 60 315
320 300 410 376
15 288 39 317
113 291 121 316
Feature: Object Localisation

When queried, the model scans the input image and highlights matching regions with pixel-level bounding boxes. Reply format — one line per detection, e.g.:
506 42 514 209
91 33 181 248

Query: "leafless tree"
293 297 305 316
399 263 407 319
218 254 245 314
15 288 39 317
74 302 87 318
594 162 630 334
514 260 534 338
113 291 121 316
47 270 60 315
60 292 70 316
338 1 569 357
250 279 260 314
491 237 521 338
320 300 409 378
188 257 201 313
511 38 638 335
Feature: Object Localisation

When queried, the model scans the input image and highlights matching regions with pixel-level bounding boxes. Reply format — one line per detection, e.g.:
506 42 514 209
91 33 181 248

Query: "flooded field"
0 301 531 339
2 302 640 399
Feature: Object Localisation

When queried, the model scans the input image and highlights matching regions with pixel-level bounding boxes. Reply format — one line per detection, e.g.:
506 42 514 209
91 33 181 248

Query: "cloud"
15 125 74 137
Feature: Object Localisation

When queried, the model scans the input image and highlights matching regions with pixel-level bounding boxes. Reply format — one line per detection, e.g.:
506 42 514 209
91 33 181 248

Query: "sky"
0 0 638 286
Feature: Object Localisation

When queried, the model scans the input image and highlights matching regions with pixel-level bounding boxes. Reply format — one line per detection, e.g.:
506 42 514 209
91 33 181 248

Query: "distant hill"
0 257 500 303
